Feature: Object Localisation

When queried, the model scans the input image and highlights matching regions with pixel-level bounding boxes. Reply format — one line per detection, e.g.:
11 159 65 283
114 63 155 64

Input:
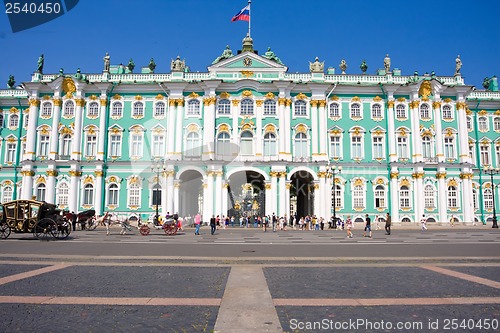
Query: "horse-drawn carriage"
0 199 71 240
139 216 179 236
64 209 97 230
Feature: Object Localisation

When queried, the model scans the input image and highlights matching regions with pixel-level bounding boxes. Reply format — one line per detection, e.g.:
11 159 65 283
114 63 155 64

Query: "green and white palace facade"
1 39 500 224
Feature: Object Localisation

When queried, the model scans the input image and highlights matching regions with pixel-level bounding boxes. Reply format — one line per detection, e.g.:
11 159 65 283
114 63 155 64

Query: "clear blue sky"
0 0 498 89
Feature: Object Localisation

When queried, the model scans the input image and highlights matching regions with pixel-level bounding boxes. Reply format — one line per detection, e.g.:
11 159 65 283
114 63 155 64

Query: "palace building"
1 36 499 224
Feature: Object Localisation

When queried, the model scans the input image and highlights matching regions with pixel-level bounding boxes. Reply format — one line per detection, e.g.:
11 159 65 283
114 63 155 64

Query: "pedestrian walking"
385 213 391 235
272 213 277 232
375 215 381 230
450 215 455 227
363 214 372 238
346 215 353 238
194 213 201 235
210 215 216 235
420 214 428 230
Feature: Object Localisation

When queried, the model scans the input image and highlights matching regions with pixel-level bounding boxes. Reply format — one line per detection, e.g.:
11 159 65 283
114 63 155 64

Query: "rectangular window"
110 135 121 157
86 135 97 157
152 134 164 157
6 143 16 163
480 145 490 165
397 137 409 159
496 145 500 167
131 134 143 158
351 136 362 159
372 137 384 159
330 136 341 158
444 137 455 159
38 135 50 157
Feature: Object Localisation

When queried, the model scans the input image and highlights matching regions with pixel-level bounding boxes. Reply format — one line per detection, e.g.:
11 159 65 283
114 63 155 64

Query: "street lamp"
326 164 342 226
151 159 165 226
484 166 499 228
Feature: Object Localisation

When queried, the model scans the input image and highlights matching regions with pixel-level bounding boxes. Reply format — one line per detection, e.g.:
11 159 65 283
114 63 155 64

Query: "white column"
278 172 286 216
25 98 40 161
255 100 263 158
456 102 471 164
413 169 424 222
203 171 215 221
68 170 81 212
318 173 328 219
97 97 107 161
49 98 62 160
166 170 175 214
270 172 278 215
461 174 472 223
21 168 34 200
310 100 319 159
284 99 292 160
265 182 272 216
387 100 397 162
45 167 57 204
313 182 320 217
433 101 444 162
410 100 422 163
278 99 286 159
390 168 399 223
94 169 104 215
222 182 228 217
174 99 184 160
166 100 177 156
285 181 291 220
161 173 167 216
202 97 216 160
71 98 85 161
437 171 447 223
318 100 328 161
215 171 223 216
173 181 180 214
231 100 239 147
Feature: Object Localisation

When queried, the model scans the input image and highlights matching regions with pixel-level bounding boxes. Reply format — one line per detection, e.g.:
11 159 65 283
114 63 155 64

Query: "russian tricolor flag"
231 5 250 22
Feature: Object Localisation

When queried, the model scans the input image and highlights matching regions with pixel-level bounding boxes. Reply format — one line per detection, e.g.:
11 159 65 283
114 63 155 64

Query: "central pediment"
208 51 288 75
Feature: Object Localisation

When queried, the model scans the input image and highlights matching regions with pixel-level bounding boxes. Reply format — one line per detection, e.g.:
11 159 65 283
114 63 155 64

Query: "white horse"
98 212 132 235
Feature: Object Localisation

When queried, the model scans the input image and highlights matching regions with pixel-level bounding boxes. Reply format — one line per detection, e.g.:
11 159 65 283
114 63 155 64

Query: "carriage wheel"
87 216 98 231
139 225 150 236
34 218 58 241
164 225 178 236
0 222 11 239
55 221 71 239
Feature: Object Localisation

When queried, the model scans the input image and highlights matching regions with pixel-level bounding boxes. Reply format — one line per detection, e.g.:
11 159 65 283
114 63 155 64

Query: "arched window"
9 114 19 128
401 217 411 223
472 188 478 210
217 99 231 114
128 184 141 207
263 100 276 115
442 105 453 119
350 103 361 118
400 186 410 208
466 116 473 131
240 131 253 155
494 117 500 131
36 183 46 201
371 104 382 118
185 132 201 157
484 188 493 210
107 183 119 206
294 132 308 158
396 104 406 118
83 183 94 206
444 136 455 159
154 101 165 117
353 185 364 209
2 186 13 203
64 100 75 118
60 134 72 159
187 100 200 115
57 182 69 206
447 186 458 208
41 102 52 118
111 102 123 117
87 102 99 117
132 101 144 117
374 185 385 208
216 132 231 158
240 98 254 115
329 103 340 117
333 184 342 209
152 183 161 206
478 116 488 131
23 114 29 128
294 100 307 116
420 104 430 119
424 184 435 208
263 132 277 156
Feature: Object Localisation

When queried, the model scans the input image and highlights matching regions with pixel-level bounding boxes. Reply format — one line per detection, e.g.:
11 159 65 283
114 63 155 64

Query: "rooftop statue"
103 52 110 72
309 57 324 73
37 54 44 73
59 68 64 75
360 60 368 74
128 59 135 73
171 56 186 72
384 54 391 73
339 59 347 74
263 47 283 65
455 55 462 75
74 68 83 80
148 58 156 72
7 75 15 89
212 45 234 64
483 76 498 92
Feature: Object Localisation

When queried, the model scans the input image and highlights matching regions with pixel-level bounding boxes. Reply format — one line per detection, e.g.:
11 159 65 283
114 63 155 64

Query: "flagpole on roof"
248 0 251 37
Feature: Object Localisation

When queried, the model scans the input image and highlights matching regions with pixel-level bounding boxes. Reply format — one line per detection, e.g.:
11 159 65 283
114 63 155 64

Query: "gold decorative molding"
353 178 364 186
112 94 122 100
129 176 141 185
269 171 279 177
448 179 458 187
94 170 103 177
411 172 425 179
351 96 361 102
478 109 488 116
36 177 46 184
68 170 82 177
295 124 307 133
330 95 339 101
75 98 85 107
218 124 230 132
134 95 143 101
241 90 253 97
400 179 410 187
459 173 473 180
62 77 76 94
313 184 320 190
373 96 382 102
219 92 230 99
264 184 272 190
310 100 319 107
265 92 275 99
410 100 420 109
20 170 35 177
264 124 276 133
204 96 217 106
155 94 164 100
432 101 442 109
318 100 327 107
52 99 62 107
83 175 94 185
28 99 40 107
255 100 263 107
187 124 199 132
295 93 307 100
387 100 395 108
443 98 452 103
317 171 327 178
232 99 240 106
278 97 287 106
165 170 175 178
188 92 199 99
456 102 467 110
98 98 107 106
240 71 254 78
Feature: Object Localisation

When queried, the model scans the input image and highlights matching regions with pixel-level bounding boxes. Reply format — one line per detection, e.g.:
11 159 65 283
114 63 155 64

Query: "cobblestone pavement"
0 228 499 332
